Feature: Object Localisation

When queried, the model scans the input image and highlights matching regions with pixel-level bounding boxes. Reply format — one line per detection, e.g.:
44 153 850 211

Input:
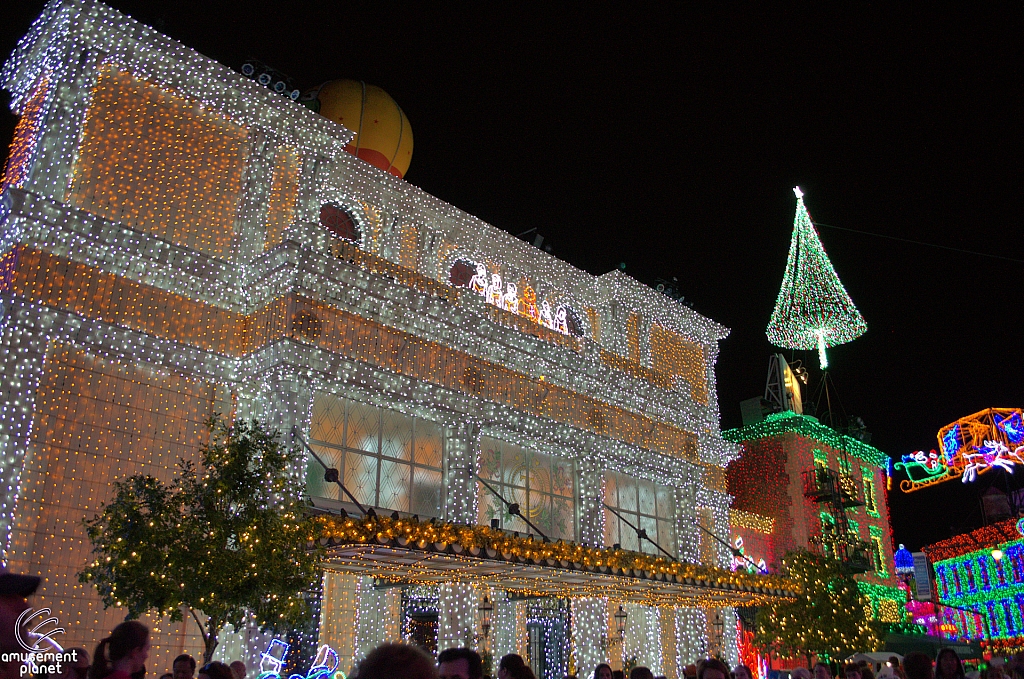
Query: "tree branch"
189 608 208 641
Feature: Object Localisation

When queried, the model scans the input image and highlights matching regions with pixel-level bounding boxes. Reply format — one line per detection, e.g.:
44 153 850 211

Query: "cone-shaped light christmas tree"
767 187 866 368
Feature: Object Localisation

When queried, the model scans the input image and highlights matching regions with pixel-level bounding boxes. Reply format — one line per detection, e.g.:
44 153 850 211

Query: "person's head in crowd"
816 664 835 679
159 674 172 679
793 669 812 679
228 662 245 679
497 654 534 679
936 649 965 679
904 652 935 679
735 666 755 679
172 656 196 679
437 648 483 679
198 662 233 679
593 665 613 679
844 664 863 679
90 621 150 679
631 668 655 679
57 648 91 679
356 643 437 679
698 659 731 679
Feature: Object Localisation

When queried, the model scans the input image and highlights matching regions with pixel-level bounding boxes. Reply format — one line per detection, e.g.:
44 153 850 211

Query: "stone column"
0 304 52 561
578 457 606 546
353 576 401 662
438 583 478 651
674 484 701 563
674 607 708 671
571 597 608 675
444 419 482 524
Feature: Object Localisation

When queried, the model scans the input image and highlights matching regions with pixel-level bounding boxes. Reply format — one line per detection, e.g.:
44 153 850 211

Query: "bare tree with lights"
80 418 322 663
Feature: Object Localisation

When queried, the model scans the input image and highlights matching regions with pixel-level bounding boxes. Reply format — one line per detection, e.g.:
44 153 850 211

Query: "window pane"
503 446 529 489
346 400 379 454
414 419 442 468
378 458 411 512
528 453 552 495
656 486 674 518
380 408 413 461
506 486 529 533
343 450 378 507
604 508 621 547
619 519 640 552
550 496 575 542
618 479 638 513
639 515 658 554
657 518 676 555
478 482 504 526
638 481 656 515
551 457 574 497
309 393 345 445
479 439 502 481
411 468 442 517
307 444 343 501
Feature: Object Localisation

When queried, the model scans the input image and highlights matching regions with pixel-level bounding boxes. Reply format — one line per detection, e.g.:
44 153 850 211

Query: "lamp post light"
712 611 725 657
478 595 494 651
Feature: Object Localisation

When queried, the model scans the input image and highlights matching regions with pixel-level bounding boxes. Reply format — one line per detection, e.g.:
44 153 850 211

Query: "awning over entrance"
315 514 798 608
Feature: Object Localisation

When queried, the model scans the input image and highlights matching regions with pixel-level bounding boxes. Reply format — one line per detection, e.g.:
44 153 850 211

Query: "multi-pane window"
862 468 879 515
477 438 576 541
306 393 444 518
869 527 888 576
604 472 676 556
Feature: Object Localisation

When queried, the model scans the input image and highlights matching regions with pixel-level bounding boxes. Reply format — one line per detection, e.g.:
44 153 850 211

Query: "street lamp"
614 605 628 638
478 595 494 644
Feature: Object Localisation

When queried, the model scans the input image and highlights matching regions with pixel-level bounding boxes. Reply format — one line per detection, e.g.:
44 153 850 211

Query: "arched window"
448 259 476 288
319 203 360 243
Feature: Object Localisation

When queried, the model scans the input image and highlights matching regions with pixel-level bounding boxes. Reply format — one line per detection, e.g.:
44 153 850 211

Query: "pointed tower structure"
767 188 866 368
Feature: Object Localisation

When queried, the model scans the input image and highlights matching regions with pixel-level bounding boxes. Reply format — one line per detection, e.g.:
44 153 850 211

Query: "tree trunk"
203 630 218 665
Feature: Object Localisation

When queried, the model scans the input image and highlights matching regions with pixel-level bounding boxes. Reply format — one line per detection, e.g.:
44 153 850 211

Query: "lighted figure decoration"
468 264 487 296
257 640 345 679
766 187 867 369
554 307 568 335
894 544 914 576
895 449 949 488
1017 518 1024 537
257 639 290 679
449 263 579 337
486 274 503 307
520 285 539 322
539 300 554 329
503 283 518 313
898 408 1024 492
730 535 768 574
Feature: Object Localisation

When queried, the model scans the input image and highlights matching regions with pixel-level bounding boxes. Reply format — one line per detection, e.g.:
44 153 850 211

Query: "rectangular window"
306 393 444 518
862 468 879 516
477 438 576 542
869 526 888 576
604 472 677 557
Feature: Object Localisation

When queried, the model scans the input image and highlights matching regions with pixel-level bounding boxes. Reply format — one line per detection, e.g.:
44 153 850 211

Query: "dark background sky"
2 3 1020 550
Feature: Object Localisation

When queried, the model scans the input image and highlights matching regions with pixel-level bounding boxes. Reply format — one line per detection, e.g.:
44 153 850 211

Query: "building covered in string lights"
920 518 1024 652
724 412 908 629
0 1 794 677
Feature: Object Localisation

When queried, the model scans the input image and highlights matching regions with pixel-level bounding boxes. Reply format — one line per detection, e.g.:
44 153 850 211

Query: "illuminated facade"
921 518 1024 651
724 412 907 622
0 1 791 677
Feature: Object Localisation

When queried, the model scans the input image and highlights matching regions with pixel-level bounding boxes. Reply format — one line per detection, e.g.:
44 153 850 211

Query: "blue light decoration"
996 411 1024 444
1016 518 1024 538
257 640 346 679
894 544 914 576
258 639 290 679
942 425 961 462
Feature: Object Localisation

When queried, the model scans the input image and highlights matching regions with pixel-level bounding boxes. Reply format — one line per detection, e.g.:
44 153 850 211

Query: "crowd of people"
4 563 1024 679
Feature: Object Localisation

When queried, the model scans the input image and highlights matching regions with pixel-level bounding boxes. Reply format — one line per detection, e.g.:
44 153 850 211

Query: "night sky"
2 3 1020 551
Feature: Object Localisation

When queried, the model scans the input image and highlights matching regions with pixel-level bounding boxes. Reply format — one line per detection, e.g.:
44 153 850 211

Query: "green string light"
767 188 867 368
